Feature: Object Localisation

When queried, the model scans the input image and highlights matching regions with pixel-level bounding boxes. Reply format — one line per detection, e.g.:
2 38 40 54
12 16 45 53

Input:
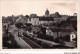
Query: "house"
27 17 54 26
46 28 54 36
27 17 39 25
27 14 39 25
70 32 76 42
53 18 62 23
50 12 61 18
15 15 27 24
30 14 37 18
39 17 54 25
50 12 62 23
45 26 77 41
46 28 59 39
61 15 69 21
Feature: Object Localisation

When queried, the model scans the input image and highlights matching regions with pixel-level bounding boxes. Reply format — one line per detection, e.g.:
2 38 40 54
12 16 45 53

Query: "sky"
1 0 78 17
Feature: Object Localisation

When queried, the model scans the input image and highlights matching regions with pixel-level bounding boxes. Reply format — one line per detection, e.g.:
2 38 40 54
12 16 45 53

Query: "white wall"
27 18 39 25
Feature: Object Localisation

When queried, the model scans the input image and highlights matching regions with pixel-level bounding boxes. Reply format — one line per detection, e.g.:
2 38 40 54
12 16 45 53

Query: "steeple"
45 8 50 17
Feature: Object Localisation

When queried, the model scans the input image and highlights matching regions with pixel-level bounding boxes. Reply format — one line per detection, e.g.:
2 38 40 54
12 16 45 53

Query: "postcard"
0 0 79 51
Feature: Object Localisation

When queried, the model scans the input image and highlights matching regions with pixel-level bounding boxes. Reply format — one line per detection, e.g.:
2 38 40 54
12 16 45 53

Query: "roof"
15 16 27 23
30 14 37 18
51 28 73 32
61 15 68 17
50 12 61 18
50 26 75 32
39 17 54 21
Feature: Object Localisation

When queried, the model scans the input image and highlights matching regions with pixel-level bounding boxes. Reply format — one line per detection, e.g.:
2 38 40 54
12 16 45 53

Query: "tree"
15 23 23 37
15 23 23 28
26 15 29 18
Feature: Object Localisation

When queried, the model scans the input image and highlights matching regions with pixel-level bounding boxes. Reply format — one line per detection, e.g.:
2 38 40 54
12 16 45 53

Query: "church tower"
45 8 50 17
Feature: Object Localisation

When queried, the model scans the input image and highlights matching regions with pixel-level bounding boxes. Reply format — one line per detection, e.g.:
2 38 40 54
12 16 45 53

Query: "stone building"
45 8 50 17
39 17 54 25
27 17 39 25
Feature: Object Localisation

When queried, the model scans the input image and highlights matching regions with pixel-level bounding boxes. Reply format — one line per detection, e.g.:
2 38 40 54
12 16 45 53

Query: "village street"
7 24 76 49
8 24 42 48
8 24 31 48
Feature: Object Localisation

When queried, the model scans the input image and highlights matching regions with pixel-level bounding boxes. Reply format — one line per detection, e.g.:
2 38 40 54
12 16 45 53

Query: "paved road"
9 25 32 49
14 36 32 49
9 25 42 49
22 37 42 49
